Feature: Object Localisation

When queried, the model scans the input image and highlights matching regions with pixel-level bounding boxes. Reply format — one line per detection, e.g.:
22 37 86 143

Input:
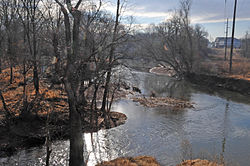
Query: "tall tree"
19 0 42 95
43 0 63 74
101 0 121 127
54 0 85 165
0 12 3 74
1 0 18 84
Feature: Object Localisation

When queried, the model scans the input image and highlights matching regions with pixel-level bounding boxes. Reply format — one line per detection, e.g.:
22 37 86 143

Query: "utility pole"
224 18 229 61
245 31 248 57
229 0 237 73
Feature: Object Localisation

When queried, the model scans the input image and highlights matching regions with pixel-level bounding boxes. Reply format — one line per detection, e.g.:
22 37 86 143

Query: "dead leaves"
0 66 68 116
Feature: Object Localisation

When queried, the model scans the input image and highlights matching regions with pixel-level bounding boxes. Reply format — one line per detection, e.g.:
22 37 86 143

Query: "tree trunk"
101 70 111 126
10 63 13 84
0 90 12 119
32 2 39 95
22 59 28 113
101 0 120 128
45 111 52 166
0 58 2 73
69 10 85 166
33 31 39 95
7 35 13 84
64 79 84 166
33 62 39 95
55 1 85 165
53 33 60 73
70 102 83 166
91 82 99 129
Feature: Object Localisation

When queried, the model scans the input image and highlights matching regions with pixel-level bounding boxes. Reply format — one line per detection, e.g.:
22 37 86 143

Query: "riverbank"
0 110 127 157
96 157 223 166
185 73 250 96
149 66 250 96
0 66 129 157
177 159 223 166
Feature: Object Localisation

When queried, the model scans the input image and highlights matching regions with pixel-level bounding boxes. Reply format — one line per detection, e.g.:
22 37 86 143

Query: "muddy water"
1 71 250 166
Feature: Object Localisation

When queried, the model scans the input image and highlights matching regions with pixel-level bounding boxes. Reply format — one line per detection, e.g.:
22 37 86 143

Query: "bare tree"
42 0 63 74
54 0 86 165
241 31 250 58
18 0 43 95
100 0 121 127
1 0 18 84
0 17 3 73
139 0 208 78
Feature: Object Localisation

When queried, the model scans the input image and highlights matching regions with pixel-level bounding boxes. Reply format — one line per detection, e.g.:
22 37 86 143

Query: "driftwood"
132 97 194 109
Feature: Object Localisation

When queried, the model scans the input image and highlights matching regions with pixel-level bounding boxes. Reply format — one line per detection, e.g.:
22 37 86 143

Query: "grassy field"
199 48 250 81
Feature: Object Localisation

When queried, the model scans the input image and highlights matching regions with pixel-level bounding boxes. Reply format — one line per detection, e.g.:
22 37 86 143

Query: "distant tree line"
241 31 250 58
131 0 209 78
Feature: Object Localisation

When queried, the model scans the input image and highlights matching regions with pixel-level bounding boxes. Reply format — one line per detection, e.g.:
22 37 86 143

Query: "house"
215 37 241 48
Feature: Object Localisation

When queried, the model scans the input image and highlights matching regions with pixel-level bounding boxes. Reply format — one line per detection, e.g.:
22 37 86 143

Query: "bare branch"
75 0 83 9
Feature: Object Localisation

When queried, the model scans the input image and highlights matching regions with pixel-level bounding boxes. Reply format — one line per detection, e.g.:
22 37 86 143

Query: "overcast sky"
106 0 250 40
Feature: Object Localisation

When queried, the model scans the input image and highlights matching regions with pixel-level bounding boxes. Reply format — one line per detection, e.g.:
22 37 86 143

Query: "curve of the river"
1 71 250 166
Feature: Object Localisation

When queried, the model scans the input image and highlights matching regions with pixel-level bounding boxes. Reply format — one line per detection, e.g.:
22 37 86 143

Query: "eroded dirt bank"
150 66 250 96
185 73 250 96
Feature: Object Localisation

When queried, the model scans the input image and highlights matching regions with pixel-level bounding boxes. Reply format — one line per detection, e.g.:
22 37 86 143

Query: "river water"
1 71 250 166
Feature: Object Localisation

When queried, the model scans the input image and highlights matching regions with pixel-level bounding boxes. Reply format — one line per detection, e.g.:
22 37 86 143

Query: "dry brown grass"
96 156 160 166
199 48 250 81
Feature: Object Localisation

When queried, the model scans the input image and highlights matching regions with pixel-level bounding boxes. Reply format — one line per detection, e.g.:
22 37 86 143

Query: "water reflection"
144 73 192 100
220 100 229 164
84 130 117 166
1 71 250 166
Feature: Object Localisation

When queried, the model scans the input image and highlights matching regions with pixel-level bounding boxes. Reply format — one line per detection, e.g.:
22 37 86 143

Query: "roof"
215 37 240 42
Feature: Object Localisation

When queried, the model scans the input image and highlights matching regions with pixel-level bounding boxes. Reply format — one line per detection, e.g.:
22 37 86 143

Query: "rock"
96 156 160 166
121 82 130 90
132 87 141 93
150 91 156 97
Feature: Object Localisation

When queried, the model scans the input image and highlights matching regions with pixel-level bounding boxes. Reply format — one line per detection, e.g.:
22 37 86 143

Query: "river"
1 71 250 166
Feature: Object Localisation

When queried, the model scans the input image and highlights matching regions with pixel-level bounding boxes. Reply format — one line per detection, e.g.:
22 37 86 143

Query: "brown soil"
132 97 194 110
96 156 160 166
177 159 223 166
